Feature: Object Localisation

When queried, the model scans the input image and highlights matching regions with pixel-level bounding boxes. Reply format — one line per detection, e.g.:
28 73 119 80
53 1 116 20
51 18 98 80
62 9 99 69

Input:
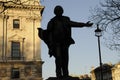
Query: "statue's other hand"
86 21 93 27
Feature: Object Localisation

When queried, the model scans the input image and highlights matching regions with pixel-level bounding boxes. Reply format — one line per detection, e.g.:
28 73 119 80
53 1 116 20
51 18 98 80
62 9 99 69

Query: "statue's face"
54 6 63 16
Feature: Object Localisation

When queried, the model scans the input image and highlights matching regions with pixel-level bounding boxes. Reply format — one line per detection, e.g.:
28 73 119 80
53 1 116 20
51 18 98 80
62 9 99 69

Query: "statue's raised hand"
85 21 93 27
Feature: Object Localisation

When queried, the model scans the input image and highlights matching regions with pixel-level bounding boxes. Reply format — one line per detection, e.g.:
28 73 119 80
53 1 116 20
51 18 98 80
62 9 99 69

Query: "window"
13 19 20 29
13 0 20 2
11 68 20 79
11 42 20 60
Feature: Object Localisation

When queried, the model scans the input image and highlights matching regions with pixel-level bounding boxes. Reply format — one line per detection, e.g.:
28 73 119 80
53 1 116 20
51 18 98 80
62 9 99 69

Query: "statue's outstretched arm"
69 21 93 28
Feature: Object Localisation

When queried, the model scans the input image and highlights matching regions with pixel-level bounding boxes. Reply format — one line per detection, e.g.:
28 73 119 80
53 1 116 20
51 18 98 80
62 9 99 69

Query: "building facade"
112 62 120 80
91 63 120 80
0 0 44 80
79 74 91 80
71 74 91 80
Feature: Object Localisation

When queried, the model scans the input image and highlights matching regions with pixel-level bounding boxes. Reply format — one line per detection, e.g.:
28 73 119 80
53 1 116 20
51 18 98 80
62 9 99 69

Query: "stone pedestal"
46 77 80 80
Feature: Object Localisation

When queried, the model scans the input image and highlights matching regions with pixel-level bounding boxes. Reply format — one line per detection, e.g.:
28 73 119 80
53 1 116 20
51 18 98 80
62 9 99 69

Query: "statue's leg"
55 46 62 78
61 45 69 77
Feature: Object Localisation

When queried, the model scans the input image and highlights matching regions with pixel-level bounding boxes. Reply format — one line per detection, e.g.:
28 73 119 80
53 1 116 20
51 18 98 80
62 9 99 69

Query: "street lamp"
95 24 103 80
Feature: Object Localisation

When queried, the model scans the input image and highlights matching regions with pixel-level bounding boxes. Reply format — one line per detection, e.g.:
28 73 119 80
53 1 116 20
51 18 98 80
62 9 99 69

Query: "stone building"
0 0 44 80
112 62 120 80
90 64 113 80
79 74 91 80
91 63 120 80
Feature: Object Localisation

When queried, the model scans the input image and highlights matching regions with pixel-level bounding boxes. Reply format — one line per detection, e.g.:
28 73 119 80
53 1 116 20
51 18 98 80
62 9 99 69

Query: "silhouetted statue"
38 5 93 79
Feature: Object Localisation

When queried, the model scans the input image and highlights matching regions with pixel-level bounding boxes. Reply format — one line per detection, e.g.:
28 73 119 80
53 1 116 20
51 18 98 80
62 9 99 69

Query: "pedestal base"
46 77 80 80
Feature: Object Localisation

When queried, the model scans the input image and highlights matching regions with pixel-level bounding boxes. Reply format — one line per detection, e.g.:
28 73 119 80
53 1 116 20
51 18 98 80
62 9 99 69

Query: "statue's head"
54 5 64 16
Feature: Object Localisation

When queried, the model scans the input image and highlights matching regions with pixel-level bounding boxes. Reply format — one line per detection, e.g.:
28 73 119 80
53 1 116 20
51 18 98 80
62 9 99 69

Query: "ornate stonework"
0 0 44 80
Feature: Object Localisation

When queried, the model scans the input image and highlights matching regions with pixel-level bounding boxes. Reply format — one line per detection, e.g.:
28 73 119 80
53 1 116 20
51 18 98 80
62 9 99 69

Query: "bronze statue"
38 5 93 78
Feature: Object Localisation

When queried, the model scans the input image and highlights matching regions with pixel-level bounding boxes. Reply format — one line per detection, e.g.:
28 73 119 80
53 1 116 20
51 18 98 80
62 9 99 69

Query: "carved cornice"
0 2 44 10
5 4 44 10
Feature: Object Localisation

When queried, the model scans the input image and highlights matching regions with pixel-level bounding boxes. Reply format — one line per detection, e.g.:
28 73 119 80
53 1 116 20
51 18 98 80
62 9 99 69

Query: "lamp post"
95 24 103 80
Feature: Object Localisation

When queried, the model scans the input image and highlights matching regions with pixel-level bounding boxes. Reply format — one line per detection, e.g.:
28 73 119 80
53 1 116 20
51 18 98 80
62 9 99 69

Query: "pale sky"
40 0 120 79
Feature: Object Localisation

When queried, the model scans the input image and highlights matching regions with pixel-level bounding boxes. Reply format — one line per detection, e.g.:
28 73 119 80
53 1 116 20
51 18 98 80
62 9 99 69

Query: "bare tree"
91 0 120 50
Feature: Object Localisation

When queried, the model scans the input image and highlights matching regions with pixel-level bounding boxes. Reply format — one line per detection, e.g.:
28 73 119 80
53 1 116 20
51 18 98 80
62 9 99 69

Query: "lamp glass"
95 27 102 37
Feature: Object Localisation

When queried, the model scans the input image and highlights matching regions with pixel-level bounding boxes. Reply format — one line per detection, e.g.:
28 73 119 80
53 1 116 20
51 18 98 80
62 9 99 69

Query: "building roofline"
4 4 44 10
0 1 44 10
